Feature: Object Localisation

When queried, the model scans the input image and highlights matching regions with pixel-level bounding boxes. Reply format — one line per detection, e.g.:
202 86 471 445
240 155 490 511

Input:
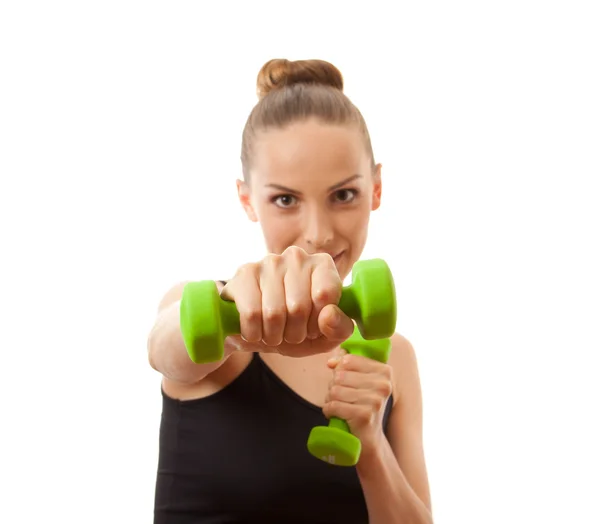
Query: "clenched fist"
221 246 355 357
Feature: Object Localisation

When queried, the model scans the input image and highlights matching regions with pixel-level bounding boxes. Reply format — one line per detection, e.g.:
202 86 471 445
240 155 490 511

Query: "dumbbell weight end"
180 280 240 364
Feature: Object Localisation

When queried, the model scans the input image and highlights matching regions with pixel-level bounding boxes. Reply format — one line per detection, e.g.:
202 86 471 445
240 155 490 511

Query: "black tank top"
153 352 393 523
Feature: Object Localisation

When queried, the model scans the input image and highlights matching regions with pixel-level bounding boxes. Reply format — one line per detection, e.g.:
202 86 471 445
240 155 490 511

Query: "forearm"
147 300 234 384
356 438 433 524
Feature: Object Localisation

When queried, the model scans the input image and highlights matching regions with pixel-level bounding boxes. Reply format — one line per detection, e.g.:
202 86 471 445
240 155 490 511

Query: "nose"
304 206 334 250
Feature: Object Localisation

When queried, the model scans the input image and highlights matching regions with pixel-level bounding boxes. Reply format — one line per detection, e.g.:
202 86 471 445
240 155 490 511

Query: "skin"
148 116 433 522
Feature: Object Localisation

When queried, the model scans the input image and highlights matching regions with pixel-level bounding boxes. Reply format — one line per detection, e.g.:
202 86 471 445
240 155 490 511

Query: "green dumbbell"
306 325 392 467
179 258 396 364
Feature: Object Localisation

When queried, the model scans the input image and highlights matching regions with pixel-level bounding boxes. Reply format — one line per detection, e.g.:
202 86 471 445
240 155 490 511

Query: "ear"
236 178 259 222
371 163 382 211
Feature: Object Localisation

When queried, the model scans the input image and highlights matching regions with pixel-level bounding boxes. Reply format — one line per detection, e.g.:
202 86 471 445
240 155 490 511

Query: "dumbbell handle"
305 327 392 466
330 333 391 432
216 298 241 338
215 284 363 339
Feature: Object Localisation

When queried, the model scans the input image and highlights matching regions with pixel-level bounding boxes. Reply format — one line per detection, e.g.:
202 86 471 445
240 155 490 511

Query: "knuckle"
337 355 352 371
357 409 371 425
382 364 393 380
312 282 340 304
313 252 335 266
283 245 307 262
373 395 384 412
263 305 286 322
333 370 344 385
329 385 342 399
235 262 258 278
262 253 284 271
239 306 262 325
287 299 311 319
378 380 393 398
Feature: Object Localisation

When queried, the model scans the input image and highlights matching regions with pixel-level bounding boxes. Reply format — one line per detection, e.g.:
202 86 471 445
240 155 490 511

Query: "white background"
1 1 599 522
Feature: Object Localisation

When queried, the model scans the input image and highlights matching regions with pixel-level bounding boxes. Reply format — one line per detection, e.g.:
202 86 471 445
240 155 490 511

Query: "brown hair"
240 58 376 180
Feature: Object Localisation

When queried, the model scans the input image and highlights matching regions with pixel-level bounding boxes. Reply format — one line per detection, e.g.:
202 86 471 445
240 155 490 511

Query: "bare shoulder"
387 332 422 408
155 280 191 313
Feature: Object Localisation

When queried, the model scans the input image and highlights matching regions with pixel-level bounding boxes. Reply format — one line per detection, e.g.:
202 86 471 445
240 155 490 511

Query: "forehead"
250 119 369 187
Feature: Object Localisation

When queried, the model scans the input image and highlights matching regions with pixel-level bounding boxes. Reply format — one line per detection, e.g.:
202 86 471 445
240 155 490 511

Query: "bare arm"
356 334 433 524
356 441 433 524
147 281 236 384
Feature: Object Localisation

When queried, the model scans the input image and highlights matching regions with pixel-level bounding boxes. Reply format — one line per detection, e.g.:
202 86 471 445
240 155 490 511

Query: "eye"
272 194 298 208
332 189 358 203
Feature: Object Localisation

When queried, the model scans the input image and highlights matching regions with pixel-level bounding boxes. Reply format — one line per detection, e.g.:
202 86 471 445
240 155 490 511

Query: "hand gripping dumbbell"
179 258 397 364
306 324 392 467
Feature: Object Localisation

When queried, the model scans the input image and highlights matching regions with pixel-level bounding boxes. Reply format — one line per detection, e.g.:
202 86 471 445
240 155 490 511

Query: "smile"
333 251 345 263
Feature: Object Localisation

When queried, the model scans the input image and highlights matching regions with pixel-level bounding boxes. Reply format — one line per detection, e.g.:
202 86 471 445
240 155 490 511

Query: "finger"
221 267 263 343
307 255 340 339
336 354 394 377
224 334 264 353
283 261 312 344
260 256 287 346
286 332 347 358
318 304 354 341
333 369 393 400
327 384 361 404
323 401 373 428
332 368 380 389
326 347 347 369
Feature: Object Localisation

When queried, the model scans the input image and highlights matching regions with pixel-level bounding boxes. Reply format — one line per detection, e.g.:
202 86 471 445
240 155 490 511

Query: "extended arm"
147 281 236 384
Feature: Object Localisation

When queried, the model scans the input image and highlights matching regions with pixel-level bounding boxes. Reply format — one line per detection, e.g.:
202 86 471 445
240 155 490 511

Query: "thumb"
318 304 354 341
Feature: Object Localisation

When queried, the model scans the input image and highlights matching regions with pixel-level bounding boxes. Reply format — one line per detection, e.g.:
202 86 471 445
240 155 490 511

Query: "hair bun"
256 58 344 100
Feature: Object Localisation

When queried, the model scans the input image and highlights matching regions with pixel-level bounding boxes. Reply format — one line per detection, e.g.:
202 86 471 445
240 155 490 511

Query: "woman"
148 58 433 524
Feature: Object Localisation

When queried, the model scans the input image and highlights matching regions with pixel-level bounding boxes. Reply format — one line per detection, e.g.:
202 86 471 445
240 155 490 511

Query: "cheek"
258 213 298 250
338 206 371 237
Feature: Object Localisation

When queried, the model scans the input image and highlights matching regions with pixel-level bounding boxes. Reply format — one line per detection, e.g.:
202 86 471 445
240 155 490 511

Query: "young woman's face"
238 118 382 280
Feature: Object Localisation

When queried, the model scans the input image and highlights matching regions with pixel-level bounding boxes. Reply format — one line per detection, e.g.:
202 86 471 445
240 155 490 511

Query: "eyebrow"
265 174 363 195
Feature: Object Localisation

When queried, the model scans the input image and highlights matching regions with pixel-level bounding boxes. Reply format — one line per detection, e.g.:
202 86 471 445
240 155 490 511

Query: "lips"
306 249 345 262
332 251 345 263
